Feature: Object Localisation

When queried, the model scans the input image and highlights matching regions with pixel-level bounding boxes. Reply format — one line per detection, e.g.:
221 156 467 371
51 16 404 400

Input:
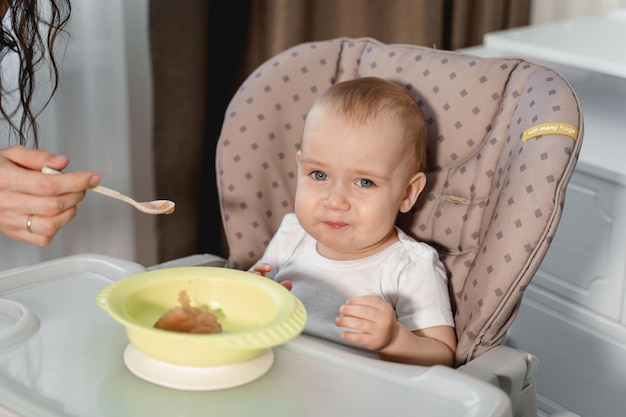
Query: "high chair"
190 38 583 417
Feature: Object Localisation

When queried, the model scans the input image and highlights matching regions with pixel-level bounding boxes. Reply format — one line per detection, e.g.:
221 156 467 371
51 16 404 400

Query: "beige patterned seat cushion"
216 38 583 365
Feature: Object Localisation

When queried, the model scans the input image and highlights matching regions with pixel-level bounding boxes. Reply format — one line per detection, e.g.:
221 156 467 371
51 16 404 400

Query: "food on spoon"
154 290 222 334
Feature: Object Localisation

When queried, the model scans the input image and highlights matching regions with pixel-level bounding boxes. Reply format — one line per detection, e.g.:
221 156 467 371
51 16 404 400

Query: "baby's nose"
325 187 350 211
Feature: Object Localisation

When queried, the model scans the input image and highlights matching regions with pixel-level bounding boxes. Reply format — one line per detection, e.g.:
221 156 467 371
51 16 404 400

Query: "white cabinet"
462 12 626 417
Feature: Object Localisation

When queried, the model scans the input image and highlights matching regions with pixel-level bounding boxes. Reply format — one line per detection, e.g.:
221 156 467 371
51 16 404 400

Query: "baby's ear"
399 172 426 213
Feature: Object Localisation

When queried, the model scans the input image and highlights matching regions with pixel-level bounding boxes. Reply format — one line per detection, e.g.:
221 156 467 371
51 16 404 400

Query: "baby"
250 77 456 366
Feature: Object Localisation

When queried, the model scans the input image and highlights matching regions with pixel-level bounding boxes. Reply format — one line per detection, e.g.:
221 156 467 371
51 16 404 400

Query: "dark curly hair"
0 0 71 147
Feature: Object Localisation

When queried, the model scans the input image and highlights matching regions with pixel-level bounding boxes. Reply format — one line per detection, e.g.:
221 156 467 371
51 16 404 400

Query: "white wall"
530 0 626 24
0 0 156 271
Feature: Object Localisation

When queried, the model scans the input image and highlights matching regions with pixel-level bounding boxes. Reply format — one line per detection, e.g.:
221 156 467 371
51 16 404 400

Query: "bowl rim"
97 266 307 349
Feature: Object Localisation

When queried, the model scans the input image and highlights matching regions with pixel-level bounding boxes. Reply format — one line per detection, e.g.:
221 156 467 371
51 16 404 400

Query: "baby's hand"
250 263 272 276
250 263 292 291
335 295 398 351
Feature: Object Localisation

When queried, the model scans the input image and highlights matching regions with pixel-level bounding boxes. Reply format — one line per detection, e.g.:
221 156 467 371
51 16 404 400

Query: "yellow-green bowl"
97 267 307 367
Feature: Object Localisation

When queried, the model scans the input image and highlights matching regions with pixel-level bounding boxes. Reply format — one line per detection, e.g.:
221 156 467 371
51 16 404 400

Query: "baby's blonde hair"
312 77 427 173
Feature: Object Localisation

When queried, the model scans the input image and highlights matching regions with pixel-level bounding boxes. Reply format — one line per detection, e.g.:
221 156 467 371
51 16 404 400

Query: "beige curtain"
149 0 530 263
451 0 531 47
244 0 444 71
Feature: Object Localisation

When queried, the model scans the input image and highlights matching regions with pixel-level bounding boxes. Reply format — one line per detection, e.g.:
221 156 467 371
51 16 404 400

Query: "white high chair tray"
0 254 511 417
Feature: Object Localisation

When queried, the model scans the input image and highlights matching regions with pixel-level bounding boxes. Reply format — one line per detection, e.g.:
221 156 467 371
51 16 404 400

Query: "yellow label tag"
522 123 579 142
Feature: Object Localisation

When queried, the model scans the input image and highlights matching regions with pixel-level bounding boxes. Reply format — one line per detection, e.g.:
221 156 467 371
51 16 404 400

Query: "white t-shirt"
250 213 454 347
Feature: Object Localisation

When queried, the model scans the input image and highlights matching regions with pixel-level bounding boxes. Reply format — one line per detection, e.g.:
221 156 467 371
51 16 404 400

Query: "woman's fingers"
0 208 77 246
2 166 100 195
0 146 100 195
0 187 88 215
0 146 100 245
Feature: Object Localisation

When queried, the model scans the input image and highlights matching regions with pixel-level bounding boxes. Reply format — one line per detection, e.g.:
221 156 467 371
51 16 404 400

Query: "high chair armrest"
459 345 535 417
458 345 537 394
147 253 228 270
458 346 581 417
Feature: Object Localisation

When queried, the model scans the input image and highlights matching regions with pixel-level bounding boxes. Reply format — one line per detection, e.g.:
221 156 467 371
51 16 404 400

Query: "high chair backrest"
216 38 583 365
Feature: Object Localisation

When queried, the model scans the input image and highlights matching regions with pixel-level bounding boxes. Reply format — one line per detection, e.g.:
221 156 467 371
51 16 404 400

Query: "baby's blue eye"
358 178 375 188
312 171 327 181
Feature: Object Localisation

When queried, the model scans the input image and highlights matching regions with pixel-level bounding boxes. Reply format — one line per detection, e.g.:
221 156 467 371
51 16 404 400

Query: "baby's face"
294 106 424 260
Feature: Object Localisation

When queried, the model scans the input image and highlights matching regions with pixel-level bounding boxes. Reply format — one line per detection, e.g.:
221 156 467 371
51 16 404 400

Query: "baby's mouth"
324 221 348 229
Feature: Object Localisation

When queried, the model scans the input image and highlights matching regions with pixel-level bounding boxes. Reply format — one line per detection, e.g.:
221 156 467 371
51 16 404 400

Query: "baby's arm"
336 295 456 366
379 325 456 367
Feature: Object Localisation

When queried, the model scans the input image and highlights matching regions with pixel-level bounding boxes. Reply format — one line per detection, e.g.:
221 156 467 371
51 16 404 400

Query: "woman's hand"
0 145 100 246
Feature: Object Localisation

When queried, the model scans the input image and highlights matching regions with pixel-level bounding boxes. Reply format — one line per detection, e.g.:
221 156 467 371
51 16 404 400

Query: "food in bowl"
154 290 223 334
97 266 307 367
